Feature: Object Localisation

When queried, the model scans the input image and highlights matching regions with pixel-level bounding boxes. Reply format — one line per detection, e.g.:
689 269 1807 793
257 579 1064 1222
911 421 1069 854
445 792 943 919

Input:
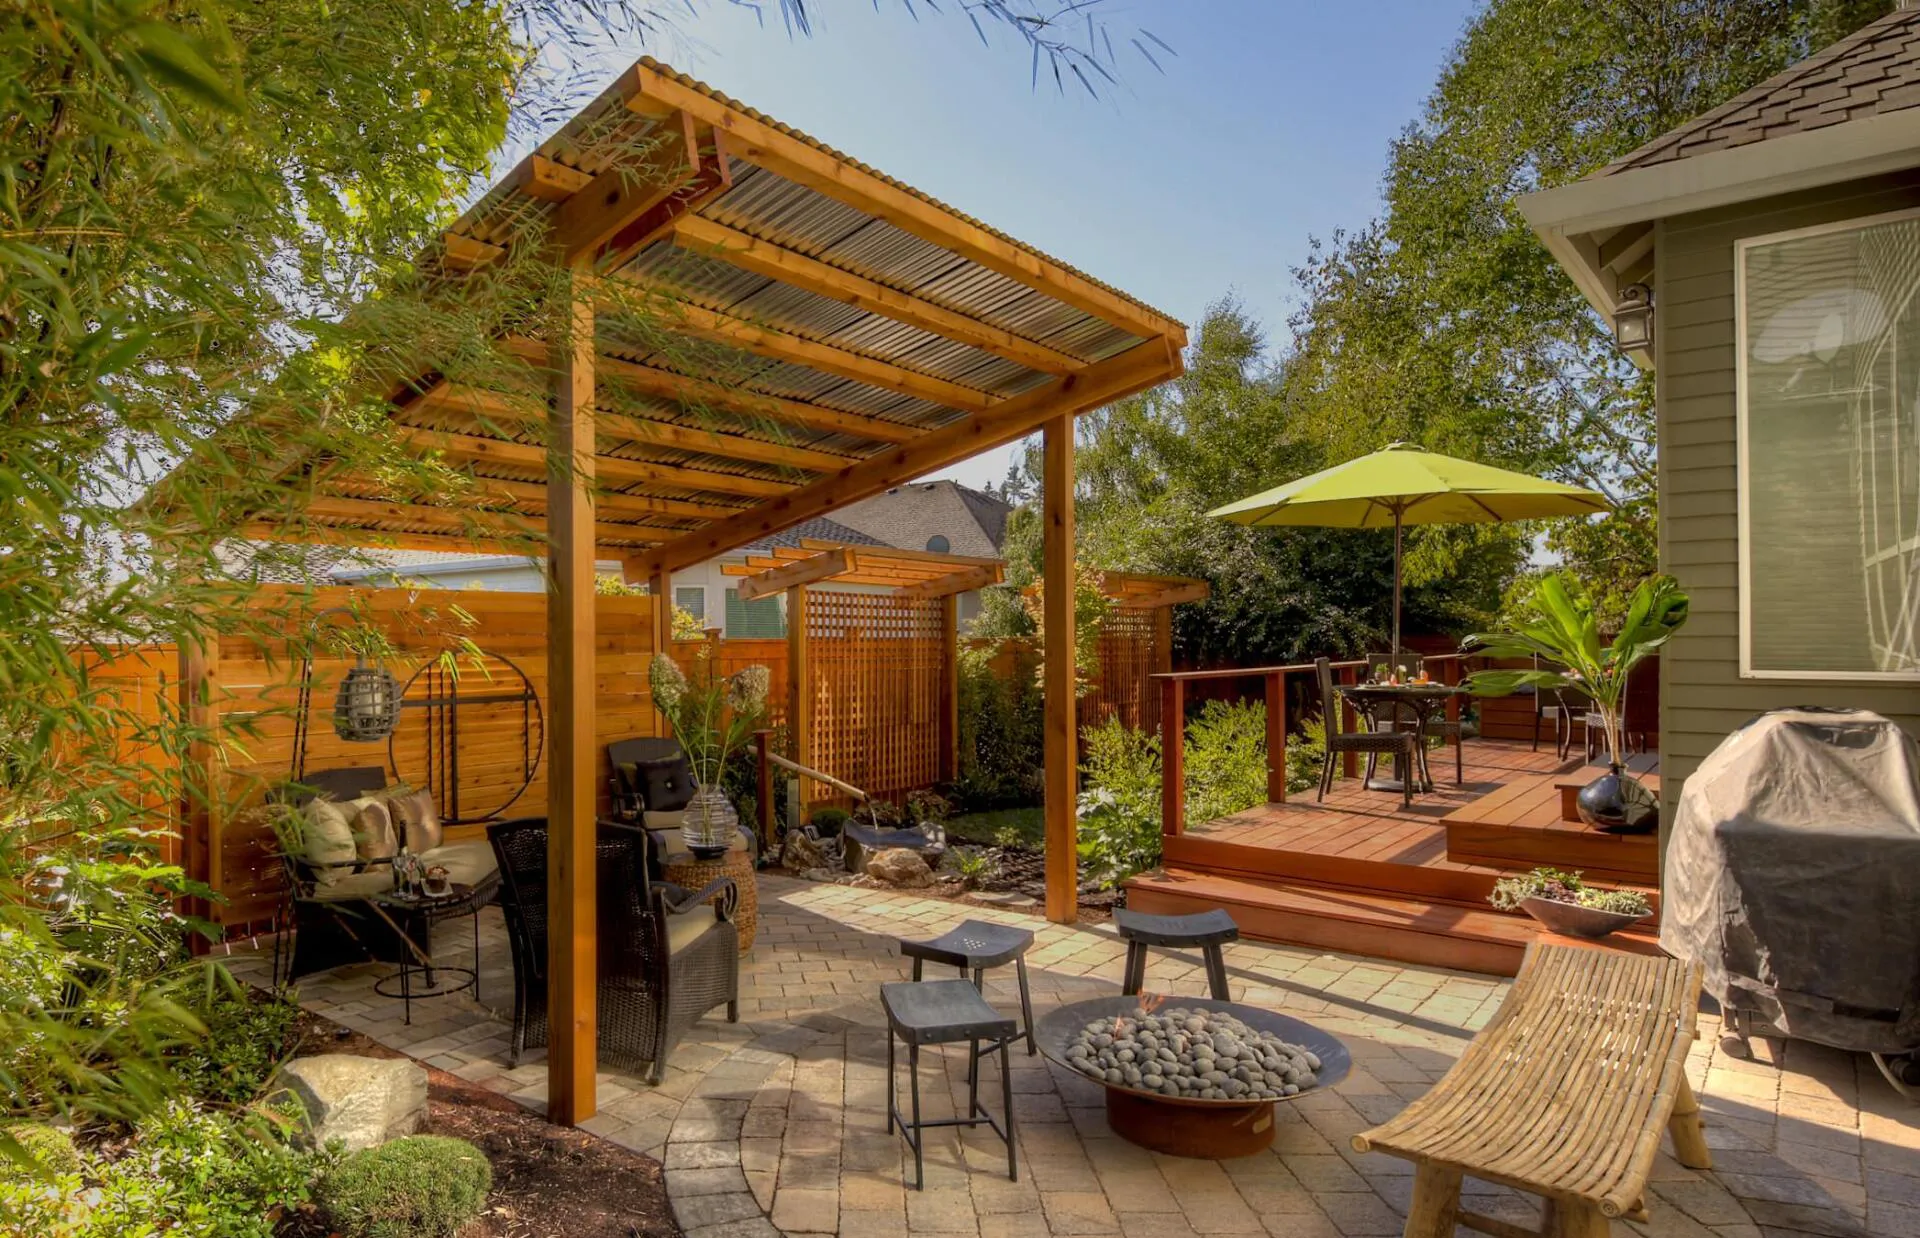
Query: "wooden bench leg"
1546 1199 1611 1237
1403 1163 1461 1238
1666 1074 1712 1170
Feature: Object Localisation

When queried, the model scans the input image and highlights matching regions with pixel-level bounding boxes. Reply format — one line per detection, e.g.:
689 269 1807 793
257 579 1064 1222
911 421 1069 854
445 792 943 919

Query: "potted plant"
1464 572 1688 834
1488 866 1652 939
648 650 770 859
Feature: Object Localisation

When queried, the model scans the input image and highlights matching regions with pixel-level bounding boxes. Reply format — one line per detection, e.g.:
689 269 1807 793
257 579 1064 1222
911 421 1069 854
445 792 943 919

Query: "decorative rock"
1058 1007 1322 1101
782 829 826 872
275 1054 427 1151
865 847 934 889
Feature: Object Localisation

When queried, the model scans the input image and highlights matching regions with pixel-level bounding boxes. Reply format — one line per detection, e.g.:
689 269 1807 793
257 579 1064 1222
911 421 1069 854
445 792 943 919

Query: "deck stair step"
1440 767 1662 886
1123 866 1662 978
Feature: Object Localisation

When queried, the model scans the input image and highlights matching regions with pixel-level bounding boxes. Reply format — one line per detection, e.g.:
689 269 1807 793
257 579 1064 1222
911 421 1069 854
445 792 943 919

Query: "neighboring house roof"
827 480 1013 558
1515 8 1920 368
1601 9 1920 175
738 516 885 556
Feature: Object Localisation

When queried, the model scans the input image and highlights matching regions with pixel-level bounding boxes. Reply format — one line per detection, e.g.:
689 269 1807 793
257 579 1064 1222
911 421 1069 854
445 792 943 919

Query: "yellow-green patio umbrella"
1207 443 1608 653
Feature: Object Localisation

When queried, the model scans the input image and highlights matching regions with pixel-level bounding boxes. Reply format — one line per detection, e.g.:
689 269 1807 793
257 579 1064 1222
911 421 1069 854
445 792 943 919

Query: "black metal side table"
373 878 492 1024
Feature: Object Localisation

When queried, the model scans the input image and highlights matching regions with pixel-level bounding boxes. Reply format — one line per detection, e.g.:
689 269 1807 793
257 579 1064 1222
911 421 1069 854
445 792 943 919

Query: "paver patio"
227 875 1920 1238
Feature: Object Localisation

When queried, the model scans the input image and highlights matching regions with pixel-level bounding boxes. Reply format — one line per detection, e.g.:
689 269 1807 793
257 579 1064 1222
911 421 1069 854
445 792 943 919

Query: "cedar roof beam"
400 428 798 499
499 336 921 446
241 524 542 556
622 61 1187 346
443 232 506 270
1116 581 1209 609
415 382 854 472
670 216 1082 376
522 155 594 202
797 537 1000 568
303 496 668 545
550 110 701 266
894 564 1003 599
328 473 741 523
735 547 853 601
608 282 1000 412
638 335 1180 575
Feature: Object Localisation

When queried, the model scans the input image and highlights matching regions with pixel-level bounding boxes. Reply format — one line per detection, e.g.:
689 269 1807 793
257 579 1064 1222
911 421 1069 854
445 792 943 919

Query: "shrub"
0 1100 326 1238
1 1123 80 1177
1286 717 1327 794
1183 700 1269 826
939 846 1000 889
906 788 953 825
808 807 849 838
317 1135 491 1238
1076 719 1163 888
953 647 1043 811
173 990 302 1106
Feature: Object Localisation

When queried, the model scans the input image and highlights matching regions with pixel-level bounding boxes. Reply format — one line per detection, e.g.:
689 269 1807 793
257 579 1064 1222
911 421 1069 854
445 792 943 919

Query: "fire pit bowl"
1037 997 1350 1158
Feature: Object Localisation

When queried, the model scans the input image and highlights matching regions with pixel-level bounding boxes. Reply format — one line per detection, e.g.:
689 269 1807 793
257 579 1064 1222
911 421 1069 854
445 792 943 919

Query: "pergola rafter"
161 54 1187 1128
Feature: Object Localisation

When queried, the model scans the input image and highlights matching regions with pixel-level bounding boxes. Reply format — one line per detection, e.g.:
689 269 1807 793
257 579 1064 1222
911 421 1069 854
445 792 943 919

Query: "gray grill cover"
1662 708 1920 1053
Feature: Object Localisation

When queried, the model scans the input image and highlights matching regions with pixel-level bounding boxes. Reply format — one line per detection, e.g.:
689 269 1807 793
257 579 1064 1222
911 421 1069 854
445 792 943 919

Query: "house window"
725 588 786 638
1738 208 1920 679
926 534 951 553
674 585 707 625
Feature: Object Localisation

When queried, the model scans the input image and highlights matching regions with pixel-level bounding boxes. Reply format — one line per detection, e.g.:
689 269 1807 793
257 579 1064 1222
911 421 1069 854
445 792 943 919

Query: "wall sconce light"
1613 282 1654 351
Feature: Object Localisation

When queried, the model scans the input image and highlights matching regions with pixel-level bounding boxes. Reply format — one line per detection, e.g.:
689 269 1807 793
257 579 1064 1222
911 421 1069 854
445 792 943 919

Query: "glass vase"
680 783 739 859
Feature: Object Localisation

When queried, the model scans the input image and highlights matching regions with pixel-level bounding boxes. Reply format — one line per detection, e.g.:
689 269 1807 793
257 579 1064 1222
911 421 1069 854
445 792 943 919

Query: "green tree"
1282 0 1893 612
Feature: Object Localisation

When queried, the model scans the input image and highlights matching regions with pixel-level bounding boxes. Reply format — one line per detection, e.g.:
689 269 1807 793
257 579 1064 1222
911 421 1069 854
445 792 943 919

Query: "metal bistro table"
373 877 495 1024
1338 681 1463 795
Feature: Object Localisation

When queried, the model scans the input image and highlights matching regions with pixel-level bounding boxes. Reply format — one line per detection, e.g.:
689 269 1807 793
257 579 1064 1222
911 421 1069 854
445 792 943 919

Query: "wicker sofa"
487 817 739 1084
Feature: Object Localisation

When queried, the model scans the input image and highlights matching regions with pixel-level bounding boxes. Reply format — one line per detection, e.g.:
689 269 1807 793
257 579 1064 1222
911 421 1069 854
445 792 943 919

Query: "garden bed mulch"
282 1013 679 1238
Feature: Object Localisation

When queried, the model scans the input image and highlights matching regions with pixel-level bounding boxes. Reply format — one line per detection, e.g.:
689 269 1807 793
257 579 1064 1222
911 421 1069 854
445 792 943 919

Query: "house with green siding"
1518 6 1920 820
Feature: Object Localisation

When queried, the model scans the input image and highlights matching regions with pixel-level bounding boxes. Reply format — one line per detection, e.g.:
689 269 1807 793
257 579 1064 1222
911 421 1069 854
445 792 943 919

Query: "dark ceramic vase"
1576 764 1659 835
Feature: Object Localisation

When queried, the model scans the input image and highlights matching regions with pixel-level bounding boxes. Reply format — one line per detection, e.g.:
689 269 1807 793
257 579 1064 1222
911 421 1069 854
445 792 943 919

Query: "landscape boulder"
865 847 934 889
276 1054 428 1151
781 828 827 872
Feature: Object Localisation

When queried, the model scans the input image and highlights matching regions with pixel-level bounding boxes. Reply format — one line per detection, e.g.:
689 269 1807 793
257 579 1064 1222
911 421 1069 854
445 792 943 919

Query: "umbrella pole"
1392 506 1403 657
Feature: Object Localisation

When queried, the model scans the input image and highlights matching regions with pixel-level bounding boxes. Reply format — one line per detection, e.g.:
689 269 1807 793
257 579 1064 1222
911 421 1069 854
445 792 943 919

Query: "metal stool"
1113 908 1239 1000
898 918 1036 1056
880 979 1019 1190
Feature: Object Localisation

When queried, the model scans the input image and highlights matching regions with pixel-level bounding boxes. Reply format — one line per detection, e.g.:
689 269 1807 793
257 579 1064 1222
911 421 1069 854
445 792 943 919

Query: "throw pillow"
301 797 358 886
384 787 444 854
637 755 695 813
348 798 397 863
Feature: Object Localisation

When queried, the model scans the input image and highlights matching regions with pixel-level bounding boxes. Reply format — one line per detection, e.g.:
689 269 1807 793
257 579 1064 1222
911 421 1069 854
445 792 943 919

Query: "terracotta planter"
1519 895 1649 940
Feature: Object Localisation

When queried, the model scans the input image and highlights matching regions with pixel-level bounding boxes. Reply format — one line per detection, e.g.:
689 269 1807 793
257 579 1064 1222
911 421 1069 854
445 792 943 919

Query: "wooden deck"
1125 739 1663 976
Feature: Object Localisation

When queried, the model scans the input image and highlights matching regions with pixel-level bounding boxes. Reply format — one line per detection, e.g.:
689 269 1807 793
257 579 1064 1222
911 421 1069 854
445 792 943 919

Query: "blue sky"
572 1 1483 490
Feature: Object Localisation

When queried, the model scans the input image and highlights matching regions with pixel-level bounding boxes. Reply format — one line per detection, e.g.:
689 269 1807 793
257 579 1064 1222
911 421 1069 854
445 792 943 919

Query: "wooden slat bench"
1352 942 1711 1237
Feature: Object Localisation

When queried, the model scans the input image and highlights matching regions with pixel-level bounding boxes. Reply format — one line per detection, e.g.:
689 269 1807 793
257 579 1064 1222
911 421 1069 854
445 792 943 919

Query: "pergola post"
939 593 960 783
786 584 811 772
547 289 597 1126
178 632 220 935
1042 414 1077 925
648 566 673 675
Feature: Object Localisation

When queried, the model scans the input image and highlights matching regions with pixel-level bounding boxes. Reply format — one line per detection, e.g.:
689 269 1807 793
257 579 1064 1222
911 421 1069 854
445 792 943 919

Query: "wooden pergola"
162 58 1186 1124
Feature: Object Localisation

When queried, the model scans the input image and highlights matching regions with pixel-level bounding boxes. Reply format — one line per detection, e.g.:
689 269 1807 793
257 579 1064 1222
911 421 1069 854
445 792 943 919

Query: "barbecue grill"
1662 707 1920 1097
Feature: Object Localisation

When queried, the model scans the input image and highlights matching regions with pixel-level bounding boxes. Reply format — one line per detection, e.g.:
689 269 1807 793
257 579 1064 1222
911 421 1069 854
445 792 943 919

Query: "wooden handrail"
1150 659 1367 683
754 727 875 849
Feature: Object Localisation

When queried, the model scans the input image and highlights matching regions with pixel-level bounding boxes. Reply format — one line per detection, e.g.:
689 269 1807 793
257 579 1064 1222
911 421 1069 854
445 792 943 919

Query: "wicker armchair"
269 767 402 988
487 817 740 1084
1315 658 1418 809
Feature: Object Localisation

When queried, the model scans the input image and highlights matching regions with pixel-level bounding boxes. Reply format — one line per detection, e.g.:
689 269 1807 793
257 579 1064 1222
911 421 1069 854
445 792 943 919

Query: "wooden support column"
786 585 811 772
547 290 597 1127
754 729 775 850
178 633 220 936
648 566 673 681
1042 414 1077 925
1160 676 1185 838
938 593 960 783
1151 606 1173 733
1265 672 1288 804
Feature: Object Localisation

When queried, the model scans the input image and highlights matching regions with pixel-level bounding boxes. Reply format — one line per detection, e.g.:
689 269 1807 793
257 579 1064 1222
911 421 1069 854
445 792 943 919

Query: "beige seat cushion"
642 810 685 831
302 798 358 886
303 869 394 903
385 787 442 853
665 909 717 955
415 838 497 889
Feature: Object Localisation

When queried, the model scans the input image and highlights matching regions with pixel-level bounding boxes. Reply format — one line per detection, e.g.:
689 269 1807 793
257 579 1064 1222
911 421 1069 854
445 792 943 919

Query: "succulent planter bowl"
1519 895 1650 940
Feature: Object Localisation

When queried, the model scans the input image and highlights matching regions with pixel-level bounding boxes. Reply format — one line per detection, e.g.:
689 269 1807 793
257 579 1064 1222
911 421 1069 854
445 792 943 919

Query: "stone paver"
235 875 1920 1238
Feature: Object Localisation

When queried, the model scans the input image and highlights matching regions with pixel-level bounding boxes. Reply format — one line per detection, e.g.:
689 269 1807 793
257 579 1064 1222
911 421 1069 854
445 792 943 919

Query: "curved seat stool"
1112 908 1240 1000
881 979 1019 1190
898 918 1037 1055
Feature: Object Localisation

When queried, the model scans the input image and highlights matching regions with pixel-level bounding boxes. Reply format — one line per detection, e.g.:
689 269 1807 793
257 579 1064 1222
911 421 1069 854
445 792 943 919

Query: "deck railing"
1151 651 1473 837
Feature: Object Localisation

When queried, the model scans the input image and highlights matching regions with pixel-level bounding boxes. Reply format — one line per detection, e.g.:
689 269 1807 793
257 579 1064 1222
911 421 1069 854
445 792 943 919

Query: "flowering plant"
648 650 770 787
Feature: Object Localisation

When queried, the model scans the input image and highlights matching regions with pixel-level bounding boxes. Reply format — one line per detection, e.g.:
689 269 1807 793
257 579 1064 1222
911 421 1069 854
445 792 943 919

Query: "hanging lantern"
333 659 401 742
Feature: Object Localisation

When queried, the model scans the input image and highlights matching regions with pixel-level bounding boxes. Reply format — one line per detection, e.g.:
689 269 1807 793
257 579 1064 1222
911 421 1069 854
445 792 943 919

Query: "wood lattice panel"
1080 607 1160 734
805 591 943 803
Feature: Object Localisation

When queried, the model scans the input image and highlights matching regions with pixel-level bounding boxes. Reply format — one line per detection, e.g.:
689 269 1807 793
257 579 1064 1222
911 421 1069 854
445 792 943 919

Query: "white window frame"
674 584 708 625
1735 204 1920 682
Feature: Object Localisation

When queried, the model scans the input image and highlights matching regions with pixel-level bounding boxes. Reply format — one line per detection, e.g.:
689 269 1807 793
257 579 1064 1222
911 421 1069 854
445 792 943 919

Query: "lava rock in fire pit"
1060 1007 1322 1100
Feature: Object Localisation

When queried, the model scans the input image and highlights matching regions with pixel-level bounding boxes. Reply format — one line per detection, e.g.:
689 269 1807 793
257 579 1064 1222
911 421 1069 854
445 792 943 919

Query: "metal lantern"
1612 282 1655 351
332 659 401 742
